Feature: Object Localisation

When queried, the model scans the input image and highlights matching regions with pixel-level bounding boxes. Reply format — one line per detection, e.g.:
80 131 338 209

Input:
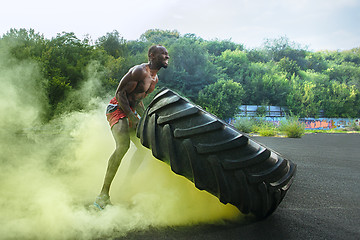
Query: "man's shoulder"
131 63 148 72
130 64 148 78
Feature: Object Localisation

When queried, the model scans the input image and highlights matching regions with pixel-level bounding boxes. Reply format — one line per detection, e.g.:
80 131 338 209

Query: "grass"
305 129 348 133
305 129 360 134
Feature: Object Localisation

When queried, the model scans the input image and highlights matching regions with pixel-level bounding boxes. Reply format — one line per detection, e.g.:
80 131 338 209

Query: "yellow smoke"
0 42 242 240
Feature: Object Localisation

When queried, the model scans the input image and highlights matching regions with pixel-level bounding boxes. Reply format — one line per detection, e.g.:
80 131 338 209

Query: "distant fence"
233 116 359 130
236 105 358 130
239 105 288 117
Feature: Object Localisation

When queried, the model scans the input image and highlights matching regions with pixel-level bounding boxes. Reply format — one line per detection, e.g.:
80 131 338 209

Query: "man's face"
154 47 170 68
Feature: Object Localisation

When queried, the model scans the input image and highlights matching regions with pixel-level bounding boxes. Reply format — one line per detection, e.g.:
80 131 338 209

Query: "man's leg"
123 131 147 178
95 118 130 209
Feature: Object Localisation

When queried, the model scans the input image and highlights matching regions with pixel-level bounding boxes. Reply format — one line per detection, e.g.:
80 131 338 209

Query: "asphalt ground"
118 133 360 240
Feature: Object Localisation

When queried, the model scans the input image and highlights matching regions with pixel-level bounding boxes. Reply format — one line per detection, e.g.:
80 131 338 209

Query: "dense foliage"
1 28 359 121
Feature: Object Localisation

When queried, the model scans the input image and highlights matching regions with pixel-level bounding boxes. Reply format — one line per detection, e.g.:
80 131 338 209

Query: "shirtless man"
94 45 170 209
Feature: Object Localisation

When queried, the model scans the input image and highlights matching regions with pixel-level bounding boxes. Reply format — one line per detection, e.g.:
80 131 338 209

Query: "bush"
279 116 305 138
352 122 360 131
344 120 360 131
258 121 277 137
233 117 256 133
234 117 277 136
234 117 278 136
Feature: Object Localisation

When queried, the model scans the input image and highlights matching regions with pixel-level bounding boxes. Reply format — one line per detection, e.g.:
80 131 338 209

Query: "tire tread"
137 88 296 218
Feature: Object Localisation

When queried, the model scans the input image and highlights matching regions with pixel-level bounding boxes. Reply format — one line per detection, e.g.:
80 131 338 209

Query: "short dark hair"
148 45 163 58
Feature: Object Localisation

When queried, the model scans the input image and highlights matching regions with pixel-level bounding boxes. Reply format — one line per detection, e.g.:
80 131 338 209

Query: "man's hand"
128 113 140 129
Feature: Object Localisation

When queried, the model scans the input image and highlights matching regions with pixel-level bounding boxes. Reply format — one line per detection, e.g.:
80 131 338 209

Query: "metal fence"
238 105 288 117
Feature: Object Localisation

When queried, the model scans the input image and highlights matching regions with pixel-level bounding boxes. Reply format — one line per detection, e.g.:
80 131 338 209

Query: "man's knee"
117 138 130 151
112 141 130 160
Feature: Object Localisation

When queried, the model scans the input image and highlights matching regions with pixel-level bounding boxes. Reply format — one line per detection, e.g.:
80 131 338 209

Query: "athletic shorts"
106 97 138 128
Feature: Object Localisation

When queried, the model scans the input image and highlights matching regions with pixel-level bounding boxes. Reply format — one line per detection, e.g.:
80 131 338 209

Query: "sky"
1 0 359 51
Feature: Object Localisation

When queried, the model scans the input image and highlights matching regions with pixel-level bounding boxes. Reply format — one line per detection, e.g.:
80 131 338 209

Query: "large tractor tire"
136 88 296 219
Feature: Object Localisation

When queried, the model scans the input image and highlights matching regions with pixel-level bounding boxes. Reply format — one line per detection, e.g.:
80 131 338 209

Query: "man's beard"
161 61 168 68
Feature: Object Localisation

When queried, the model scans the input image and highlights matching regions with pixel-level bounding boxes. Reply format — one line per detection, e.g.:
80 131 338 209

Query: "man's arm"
115 66 144 125
135 101 145 117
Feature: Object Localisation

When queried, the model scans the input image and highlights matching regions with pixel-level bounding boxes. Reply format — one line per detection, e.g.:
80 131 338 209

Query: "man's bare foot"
93 194 112 210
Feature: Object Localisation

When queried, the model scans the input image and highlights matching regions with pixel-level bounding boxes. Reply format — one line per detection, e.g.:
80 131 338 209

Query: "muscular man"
94 45 170 209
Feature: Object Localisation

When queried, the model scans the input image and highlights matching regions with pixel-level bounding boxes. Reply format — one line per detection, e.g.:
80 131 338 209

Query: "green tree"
140 29 180 43
159 36 216 100
2 28 47 61
305 52 328 72
96 30 128 58
325 62 360 89
202 39 243 56
286 77 321 117
263 36 307 68
126 40 149 55
41 32 95 116
246 48 270 63
197 79 244 120
341 47 360 65
278 57 300 79
323 48 360 66
2 28 359 120
214 49 250 83
241 62 290 106
321 81 359 117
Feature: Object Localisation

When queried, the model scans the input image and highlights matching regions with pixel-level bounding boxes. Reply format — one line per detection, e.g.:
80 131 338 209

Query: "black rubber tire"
136 88 297 219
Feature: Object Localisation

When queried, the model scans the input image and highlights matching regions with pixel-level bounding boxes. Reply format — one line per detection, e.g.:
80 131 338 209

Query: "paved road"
119 133 360 240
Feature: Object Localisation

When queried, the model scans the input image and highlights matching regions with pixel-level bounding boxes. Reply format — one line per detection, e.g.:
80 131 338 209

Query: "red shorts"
106 97 138 128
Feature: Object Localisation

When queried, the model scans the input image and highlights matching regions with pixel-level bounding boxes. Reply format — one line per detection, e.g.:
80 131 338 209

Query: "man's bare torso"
126 64 158 108
114 63 159 124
